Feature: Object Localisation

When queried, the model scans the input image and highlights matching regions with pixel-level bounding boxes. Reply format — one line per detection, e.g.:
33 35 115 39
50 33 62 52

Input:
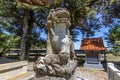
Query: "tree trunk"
25 40 31 60
0 48 6 57
20 14 29 61
25 27 32 60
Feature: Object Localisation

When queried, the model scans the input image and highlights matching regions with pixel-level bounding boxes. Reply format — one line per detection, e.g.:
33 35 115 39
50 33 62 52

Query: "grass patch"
100 53 120 70
101 53 120 70
101 53 120 62
107 54 120 61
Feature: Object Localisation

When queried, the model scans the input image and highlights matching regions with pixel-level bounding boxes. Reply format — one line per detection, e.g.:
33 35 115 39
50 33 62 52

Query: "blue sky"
40 27 109 50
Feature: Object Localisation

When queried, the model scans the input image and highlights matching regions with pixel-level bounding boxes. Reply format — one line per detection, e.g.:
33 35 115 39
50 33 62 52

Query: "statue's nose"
38 60 44 64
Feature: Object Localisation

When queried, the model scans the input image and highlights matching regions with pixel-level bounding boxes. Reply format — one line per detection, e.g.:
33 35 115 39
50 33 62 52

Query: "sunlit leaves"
108 27 120 52
16 1 41 10
0 33 20 54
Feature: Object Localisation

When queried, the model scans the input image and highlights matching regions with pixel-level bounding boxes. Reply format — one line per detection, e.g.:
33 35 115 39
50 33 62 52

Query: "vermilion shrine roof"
80 38 105 51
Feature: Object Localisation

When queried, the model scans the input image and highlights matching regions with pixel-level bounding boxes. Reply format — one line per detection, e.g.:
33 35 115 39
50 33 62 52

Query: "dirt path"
76 67 107 80
28 62 108 80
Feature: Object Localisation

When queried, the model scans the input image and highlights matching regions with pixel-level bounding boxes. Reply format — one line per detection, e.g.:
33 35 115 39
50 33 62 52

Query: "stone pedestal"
84 62 104 70
34 70 76 80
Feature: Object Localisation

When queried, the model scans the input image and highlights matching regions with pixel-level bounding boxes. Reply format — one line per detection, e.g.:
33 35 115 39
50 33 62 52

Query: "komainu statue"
33 8 77 80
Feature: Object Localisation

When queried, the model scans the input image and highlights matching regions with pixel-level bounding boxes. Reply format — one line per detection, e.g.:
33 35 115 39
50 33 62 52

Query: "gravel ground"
28 62 108 80
76 67 107 80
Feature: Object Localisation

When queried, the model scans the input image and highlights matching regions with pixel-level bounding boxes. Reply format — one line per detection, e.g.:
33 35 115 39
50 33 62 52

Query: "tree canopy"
107 27 120 53
0 0 48 60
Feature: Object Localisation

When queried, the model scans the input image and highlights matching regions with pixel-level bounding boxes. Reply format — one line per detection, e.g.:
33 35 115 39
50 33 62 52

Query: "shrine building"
80 37 106 69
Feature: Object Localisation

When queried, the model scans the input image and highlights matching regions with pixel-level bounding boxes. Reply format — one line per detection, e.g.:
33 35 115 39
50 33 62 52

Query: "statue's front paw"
64 67 72 76
56 67 65 74
60 68 66 73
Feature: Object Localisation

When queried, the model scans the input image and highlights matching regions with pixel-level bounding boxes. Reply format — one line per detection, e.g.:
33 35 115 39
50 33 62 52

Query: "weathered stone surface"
33 76 66 80
33 70 76 80
33 8 77 80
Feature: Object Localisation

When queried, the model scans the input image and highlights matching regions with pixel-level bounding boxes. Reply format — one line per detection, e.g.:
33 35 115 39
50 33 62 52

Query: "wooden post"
104 51 106 62
85 51 87 63
95 51 99 63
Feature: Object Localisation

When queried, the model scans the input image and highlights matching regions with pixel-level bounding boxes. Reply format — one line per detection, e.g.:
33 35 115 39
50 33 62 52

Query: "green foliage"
0 34 20 48
16 1 40 10
1 0 120 58
108 0 120 18
0 0 47 59
48 0 102 38
93 0 120 27
0 0 47 46
0 0 18 17
0 33 20 55
108 27 120 54
50 0 97 24
115 63 120 70
0 17 21 56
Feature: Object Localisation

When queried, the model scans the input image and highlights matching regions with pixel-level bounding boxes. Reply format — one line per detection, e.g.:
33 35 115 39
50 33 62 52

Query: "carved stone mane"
46 8 71 28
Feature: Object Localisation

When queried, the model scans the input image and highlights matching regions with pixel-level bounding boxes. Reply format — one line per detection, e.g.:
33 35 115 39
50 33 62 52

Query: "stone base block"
33 76 65 80
84 62 104 70
34 70 76 80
